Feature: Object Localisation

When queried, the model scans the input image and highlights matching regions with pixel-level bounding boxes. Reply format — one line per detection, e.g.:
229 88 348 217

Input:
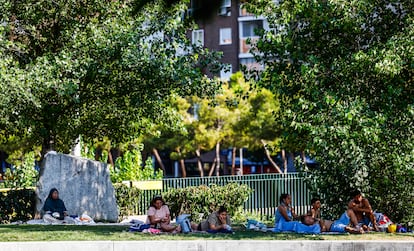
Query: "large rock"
36 152 119 222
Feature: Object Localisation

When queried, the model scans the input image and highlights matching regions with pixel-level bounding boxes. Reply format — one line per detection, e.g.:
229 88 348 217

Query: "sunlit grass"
0 224 412 242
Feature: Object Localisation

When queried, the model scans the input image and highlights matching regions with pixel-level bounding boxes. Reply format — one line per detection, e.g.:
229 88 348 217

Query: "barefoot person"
301 209 364 234
146 195 181 233
348 190 379 231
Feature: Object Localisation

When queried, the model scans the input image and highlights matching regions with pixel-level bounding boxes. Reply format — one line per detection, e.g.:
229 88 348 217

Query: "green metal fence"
162 173 311 219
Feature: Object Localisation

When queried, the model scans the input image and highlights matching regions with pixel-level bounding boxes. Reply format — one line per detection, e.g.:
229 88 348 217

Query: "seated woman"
146 195 181 233
274 193 320 234
197 206 233 233
42 188 74 224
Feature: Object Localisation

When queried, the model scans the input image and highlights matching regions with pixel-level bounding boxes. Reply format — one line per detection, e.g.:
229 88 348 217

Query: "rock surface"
36 152 119 222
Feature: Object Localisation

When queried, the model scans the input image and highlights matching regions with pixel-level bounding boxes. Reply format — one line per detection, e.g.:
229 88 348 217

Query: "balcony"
240 37 259 54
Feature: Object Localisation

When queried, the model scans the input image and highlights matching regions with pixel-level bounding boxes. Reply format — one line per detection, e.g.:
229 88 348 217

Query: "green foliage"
110 146 162 183
0 189 36 224
246 0 414 222
0 0 222 158
3 152 38 189
113 183 142 220
163 183 253 223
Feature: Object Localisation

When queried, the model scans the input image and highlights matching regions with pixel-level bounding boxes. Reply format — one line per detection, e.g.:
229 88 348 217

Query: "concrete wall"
1 240 413 251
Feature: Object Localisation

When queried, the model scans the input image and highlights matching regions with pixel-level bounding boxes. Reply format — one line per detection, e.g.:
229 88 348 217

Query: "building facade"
189 0 269 80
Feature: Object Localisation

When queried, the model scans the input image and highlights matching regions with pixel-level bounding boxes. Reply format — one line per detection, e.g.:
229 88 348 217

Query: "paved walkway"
1 240 413 251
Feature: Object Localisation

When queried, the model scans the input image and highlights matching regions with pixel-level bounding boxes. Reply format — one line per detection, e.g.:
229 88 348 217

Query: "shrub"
0 188 36 224
163 183 253 223
113 183 142 220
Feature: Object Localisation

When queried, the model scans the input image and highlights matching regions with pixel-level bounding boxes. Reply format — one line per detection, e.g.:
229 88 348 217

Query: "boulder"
36 152 119 222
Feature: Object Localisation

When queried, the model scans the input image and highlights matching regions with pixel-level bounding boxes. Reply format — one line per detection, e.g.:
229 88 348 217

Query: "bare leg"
191 222 199 231
366 211 379 231
346 209 359 227
345 225 364 234
320 220 333 232
160 223 181 233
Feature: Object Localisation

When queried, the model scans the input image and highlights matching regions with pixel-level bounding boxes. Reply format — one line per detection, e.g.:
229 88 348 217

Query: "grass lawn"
0 224 413 242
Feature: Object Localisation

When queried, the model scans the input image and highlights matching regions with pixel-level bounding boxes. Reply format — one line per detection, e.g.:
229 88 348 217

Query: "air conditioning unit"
219 7 231 16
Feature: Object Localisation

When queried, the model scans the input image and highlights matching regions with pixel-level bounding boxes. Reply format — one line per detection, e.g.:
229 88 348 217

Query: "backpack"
176 214 192 233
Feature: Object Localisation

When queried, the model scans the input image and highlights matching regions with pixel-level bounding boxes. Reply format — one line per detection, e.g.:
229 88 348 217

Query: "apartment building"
189 0 269 80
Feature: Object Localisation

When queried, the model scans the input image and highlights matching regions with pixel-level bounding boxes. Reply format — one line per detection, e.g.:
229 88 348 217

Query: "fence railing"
135 173 311 218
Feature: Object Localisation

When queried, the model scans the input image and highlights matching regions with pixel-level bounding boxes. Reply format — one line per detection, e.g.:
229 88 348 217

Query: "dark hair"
350 190 361 198
279 193 290 204
311 198 320 205
150 195 165 208
300 215 314 226
218 206 227 214
47 188 59 199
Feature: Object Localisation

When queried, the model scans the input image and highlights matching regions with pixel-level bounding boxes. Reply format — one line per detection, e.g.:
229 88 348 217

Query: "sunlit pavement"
1 240 413 251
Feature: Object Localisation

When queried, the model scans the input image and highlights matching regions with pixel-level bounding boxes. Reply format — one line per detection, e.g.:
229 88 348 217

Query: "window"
240 58 263 71
192 29 204 46
220 64 232 81
242 20 263 38
221 0 231 8
218 0 231 16
219 28 232 45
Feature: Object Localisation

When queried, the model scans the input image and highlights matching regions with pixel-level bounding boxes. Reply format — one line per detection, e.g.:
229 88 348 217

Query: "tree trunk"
239 148 244 175
261 139 282 173
176 147 186 177
94 147 102 161
179 158 186 177
300 151 307 171
152 148 166 173
231 147 236 175
215 142 220 176
209 158 216 176
41 132 55 162
195 148 204 177
281 149 287 174
107 148 114 166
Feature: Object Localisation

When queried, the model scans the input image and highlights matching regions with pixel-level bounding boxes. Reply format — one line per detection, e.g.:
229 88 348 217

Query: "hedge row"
0 188 36 224
163 183 253 223
0 183 252 224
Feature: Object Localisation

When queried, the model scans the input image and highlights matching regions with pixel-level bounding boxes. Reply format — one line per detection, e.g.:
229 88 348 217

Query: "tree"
230 72 283 173
0 0 222 161
245 0 414 222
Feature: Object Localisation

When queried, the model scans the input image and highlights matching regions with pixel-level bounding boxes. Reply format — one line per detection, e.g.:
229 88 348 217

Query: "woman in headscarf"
42 188 73 223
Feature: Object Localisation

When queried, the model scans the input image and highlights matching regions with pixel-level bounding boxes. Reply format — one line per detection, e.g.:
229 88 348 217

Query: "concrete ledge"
1 240 413 251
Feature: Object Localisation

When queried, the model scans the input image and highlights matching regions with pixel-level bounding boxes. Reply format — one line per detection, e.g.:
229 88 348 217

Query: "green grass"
0 224 413 242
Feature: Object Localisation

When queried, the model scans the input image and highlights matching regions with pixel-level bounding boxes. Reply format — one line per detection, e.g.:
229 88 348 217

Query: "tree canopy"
0 0 222 159
245 0 413 222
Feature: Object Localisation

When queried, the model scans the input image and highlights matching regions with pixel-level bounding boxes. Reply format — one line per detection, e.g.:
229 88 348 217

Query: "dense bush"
0 189 36 224
113 183 142 220
2 152 38 189
163 183 253 223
